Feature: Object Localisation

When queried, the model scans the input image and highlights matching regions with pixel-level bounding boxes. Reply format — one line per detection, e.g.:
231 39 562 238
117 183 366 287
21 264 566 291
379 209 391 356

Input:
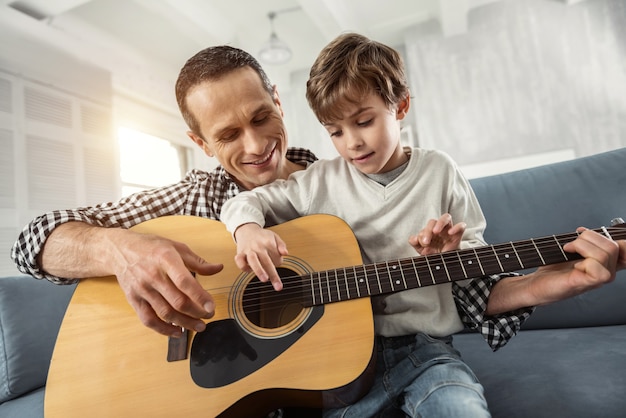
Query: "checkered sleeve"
10 148 318 285
10 170 217 284
453 273 535 351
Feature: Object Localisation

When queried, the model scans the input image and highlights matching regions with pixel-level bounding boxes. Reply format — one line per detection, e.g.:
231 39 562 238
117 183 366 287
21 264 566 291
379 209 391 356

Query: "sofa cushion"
454 325 626 418
0 387 44 417
469 147 626 329
0 276 75 403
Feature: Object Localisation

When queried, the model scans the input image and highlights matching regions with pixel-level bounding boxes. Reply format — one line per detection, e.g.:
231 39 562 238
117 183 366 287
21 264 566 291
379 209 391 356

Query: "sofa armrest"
0 276 75 403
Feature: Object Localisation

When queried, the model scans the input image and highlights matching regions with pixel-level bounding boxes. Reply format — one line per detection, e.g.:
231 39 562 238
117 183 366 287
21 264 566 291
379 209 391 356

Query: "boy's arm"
233 223 288 291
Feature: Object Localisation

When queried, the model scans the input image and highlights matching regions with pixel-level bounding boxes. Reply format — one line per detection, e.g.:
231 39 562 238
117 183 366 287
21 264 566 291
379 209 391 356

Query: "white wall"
403 0 626 167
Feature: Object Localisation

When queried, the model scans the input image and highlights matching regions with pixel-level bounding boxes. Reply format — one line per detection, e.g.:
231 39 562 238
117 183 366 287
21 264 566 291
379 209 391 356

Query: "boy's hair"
175 46 274 137
306 33 409 124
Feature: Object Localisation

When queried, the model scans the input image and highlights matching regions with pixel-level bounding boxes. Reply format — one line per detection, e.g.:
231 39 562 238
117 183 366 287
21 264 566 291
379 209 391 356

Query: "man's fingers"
131 291 207 336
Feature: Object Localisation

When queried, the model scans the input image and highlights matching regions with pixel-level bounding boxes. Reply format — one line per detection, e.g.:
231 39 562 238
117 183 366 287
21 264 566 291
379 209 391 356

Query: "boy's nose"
346 132 363 150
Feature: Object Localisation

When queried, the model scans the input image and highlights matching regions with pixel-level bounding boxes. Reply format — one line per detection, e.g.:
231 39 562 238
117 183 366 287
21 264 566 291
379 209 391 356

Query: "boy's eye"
329 130 342 137
357 118 373 127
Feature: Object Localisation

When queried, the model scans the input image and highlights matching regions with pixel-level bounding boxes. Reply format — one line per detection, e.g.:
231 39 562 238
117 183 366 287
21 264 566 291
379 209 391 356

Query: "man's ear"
272 85 285 118
187 131 214 157
396 94 411 120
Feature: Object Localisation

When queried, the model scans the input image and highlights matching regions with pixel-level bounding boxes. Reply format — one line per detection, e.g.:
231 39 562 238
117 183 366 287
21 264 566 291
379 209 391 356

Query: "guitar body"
45 215 375 417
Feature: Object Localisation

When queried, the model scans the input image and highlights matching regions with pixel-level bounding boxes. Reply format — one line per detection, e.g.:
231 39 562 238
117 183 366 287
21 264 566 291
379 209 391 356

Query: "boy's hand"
409 213 466 255
233 223 288 291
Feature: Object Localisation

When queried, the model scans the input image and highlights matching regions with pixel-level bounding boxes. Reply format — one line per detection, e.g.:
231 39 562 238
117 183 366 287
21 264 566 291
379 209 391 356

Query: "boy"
221 32 517 417
221 33 623 416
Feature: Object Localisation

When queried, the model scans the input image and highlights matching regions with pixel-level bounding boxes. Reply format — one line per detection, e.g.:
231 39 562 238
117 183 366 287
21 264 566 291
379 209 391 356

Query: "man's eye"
219 132 238 142
253 115 269 125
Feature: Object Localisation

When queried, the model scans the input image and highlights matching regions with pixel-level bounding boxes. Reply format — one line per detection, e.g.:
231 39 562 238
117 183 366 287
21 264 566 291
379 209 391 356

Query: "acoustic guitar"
45 215 625 417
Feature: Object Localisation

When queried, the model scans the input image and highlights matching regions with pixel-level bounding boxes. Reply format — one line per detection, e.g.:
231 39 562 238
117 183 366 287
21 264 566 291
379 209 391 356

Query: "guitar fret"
387 262 397 291
316 272 324 304
410 257 422 287
308 274 316 305
494 242 523 272
424 256 435 285
398 261 408 289
379 264 394 294
491 245 504 272
373 264 383 294
553 235 568 260
444 252 466 281
510 242 525 269
360 265 371 296
440 254 452 283
353 266 362 298
455 251 468 278
536 235 571 265
531 238 546 265
326 270 333 302
472 248 486 275
344 267 351 300
339 269 346 301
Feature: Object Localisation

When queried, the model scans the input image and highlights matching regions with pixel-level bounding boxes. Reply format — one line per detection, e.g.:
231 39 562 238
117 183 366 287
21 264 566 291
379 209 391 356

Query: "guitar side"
45 215 375 417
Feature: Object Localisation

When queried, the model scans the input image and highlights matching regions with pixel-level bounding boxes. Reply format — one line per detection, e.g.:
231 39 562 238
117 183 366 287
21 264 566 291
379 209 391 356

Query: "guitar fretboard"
302 226 626 307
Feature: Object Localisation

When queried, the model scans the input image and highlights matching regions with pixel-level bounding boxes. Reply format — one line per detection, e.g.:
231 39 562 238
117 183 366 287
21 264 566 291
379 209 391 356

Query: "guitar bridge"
167 328 189 362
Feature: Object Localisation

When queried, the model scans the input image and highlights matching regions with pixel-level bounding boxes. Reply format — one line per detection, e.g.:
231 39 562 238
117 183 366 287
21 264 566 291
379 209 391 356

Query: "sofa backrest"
469 147 626 330
0 276 76 403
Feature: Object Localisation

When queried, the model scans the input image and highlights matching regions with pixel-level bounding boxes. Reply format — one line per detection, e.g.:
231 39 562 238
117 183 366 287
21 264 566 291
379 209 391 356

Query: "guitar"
45 215 626 418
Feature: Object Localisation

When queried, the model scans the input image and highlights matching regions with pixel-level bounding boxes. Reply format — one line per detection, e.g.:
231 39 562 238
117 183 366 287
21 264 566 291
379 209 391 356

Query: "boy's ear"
396 95 410 120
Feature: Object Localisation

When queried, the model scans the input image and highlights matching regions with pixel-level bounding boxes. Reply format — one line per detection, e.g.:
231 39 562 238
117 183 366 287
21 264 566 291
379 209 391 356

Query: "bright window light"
118 127 184 197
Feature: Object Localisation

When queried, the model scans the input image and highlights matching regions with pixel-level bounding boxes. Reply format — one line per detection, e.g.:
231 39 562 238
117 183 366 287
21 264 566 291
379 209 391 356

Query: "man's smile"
244 145 276 166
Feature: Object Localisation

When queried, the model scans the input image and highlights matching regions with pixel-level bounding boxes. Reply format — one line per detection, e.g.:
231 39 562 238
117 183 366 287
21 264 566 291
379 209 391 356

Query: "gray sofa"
1 147 625 417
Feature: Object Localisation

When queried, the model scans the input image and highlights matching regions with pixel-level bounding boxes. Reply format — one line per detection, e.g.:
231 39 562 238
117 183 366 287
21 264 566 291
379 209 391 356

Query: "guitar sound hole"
242 268 304 329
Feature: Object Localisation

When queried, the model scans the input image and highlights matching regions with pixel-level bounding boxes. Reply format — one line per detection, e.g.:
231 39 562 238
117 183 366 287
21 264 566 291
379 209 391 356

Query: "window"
118 127 189 197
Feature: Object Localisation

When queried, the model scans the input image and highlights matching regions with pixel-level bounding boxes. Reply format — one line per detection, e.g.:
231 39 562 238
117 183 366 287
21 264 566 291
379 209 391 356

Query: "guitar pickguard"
190 305 323 388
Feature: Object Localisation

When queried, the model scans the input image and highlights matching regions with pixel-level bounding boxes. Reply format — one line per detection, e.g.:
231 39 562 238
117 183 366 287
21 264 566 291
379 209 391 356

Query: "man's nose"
241 129 267 154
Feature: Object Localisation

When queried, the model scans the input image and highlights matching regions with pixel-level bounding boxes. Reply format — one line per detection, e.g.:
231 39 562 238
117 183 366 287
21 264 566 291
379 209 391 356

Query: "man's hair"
306 33 409 124
175 45 273 137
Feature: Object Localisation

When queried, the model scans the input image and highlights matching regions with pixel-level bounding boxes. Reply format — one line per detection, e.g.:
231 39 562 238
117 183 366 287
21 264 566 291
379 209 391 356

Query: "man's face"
185 67 290 190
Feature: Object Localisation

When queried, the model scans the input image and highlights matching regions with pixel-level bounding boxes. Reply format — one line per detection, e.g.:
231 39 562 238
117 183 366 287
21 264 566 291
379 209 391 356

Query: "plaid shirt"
11 146 531 351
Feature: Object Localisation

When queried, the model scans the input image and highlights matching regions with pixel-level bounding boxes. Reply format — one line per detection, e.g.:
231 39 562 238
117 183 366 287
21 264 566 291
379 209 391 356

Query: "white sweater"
221 148 487 338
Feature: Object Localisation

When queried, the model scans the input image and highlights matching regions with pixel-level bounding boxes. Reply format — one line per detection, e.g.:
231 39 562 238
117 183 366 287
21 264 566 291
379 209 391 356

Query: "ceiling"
1 0 501 92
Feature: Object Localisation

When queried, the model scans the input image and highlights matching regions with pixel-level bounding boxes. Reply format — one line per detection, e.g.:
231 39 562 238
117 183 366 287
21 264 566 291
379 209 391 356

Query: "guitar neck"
303 226 626 307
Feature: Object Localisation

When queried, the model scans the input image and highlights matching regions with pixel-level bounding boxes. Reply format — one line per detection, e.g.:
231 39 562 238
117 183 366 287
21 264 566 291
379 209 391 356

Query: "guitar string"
201 229 626 310
198 228 626 315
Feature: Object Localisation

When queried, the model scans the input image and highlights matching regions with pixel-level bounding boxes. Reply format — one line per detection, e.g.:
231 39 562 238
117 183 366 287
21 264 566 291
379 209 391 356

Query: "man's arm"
486 229 624 315
38 221 223 336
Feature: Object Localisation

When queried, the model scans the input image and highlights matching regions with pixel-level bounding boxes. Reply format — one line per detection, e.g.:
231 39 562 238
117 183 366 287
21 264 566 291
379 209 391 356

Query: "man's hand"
487 228 622 315
111 230 223 337
40 222 223 337
233 223 288 291
409 213 467 255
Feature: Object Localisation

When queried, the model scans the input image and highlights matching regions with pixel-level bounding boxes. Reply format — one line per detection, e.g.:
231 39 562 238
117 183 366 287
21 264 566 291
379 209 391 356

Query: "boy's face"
323 93 409 175
185 67 291 190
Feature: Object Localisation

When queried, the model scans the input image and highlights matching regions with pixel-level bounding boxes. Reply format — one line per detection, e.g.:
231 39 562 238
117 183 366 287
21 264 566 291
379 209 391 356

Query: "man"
11 46 317 337
11 44 625 348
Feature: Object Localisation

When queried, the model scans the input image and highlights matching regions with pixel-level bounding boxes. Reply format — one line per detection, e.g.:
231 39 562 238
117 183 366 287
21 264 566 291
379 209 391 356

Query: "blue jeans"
323 333 490 418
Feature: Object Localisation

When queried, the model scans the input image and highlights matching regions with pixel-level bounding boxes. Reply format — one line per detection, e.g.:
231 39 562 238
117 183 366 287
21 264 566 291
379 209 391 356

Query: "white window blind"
0 69 118 276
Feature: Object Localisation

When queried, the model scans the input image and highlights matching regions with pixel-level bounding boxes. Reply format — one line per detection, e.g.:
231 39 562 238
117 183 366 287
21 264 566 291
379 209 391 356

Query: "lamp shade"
259 32 292 65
